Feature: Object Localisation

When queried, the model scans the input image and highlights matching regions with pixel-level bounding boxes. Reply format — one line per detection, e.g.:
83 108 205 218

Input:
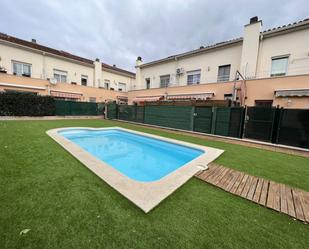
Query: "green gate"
214 107 231 136
107 103 118 119
193 107 213 133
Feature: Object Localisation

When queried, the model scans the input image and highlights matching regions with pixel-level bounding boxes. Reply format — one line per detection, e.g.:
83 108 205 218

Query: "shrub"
0 91 56 116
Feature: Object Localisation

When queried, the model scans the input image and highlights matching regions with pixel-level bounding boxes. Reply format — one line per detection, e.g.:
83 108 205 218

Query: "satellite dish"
49 78 57 85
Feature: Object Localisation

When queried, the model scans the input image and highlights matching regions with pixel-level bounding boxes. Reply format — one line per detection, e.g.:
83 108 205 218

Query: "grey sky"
1 0 308 71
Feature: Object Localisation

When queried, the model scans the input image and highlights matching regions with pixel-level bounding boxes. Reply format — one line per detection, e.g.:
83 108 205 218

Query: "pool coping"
46 127 224 213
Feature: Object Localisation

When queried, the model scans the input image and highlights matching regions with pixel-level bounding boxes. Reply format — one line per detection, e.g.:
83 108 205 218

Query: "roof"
139 18 309 68
0 32 135 77
262 18 309 36
139 37 243 68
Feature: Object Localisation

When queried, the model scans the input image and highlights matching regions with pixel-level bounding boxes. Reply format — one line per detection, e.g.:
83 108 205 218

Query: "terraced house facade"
132 17 309 108
0 33 135 103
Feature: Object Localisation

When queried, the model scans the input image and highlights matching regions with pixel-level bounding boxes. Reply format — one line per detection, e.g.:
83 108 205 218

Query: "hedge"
0 91 55 116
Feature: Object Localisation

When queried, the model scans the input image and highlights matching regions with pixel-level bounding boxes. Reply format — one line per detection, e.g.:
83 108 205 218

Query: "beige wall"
0 74 126 102
0 41 134 91
101 70 134 92
136 44 242 90
257 28 309 78
135 21 309 92
128 75 309 109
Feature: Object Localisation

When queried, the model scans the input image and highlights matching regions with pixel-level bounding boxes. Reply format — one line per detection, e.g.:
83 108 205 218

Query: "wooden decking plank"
225 171 241 192
230 172 245 194
205 166 225 184
292 189 306 221
273 183 281 211
218 169 234 189
235 174 249 196
285 186 296 218
259 180 269 206
197 166 219 181
279 184 288 214
252 178 263 203
246 177 259 200
240 175 253 198
212 167 230 185
203 166 222 180
298 190 309 222
267 181 276 209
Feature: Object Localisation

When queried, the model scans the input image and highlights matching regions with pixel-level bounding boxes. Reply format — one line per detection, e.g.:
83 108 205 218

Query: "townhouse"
0 33 135 103
132 17 309 108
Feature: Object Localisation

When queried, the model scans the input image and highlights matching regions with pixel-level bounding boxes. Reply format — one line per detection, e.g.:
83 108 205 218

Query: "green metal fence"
144 105 193 130
55 100 100 116
107 103 308 149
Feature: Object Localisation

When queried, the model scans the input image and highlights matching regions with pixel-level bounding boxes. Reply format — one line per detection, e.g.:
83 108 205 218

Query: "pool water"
59 129 204 182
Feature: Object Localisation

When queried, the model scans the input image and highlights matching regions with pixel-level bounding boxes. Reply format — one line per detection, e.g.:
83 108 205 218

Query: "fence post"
272 106 284 144
238 107 246 138
211 106 217 134
241 105 248 138
190 105 195 131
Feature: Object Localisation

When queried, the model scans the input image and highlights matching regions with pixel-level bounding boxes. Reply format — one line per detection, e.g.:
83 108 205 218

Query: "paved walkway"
195 165 309 223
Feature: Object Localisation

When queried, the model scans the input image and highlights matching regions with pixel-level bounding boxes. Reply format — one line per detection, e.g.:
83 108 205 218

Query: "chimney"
31 38 37 43
93 58 102 88
135 56 143 89
240 16 262 78
250 16 259 24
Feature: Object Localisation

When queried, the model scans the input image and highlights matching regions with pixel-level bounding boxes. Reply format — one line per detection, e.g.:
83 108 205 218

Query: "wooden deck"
195 165 309 223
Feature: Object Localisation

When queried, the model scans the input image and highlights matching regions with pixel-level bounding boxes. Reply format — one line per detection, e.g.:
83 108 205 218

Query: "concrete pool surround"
47 127 224 212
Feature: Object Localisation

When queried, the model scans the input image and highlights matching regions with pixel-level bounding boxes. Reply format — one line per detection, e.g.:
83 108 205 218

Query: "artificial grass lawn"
0 119 308 249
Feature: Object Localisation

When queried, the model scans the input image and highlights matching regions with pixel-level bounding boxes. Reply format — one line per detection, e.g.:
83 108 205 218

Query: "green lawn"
0 119 308 249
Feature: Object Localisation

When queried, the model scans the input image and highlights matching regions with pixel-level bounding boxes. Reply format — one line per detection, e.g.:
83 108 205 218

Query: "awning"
133 95 164 102
275 89 309 97
167 92 215 100
50 90 82 99
117 95 128 100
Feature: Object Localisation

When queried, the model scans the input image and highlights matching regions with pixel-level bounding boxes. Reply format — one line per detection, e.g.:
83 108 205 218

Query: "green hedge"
0 91 55 116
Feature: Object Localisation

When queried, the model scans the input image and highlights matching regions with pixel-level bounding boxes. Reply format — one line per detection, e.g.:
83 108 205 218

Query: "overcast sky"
1 0 308 71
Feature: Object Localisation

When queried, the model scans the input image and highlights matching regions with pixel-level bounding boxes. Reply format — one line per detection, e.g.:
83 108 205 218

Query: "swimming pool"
47 127 224 212
60 129 204 182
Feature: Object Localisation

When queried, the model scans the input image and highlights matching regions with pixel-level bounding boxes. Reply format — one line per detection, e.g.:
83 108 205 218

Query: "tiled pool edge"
46 127 224 213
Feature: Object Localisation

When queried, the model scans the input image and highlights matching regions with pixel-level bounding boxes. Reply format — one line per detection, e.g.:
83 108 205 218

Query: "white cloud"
0 0 308 71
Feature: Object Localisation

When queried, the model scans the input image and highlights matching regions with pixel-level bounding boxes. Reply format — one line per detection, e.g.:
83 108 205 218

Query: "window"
187 70 201 85
81 75 88 86
255 100 273 108
53 70 67 83
217 65 231 82
224 93 233 100
12 61 31 77
146 78 151 89
104 80 110 89
118 82 126 92
271 56 288 77
89 97 96 103
160 75 170 88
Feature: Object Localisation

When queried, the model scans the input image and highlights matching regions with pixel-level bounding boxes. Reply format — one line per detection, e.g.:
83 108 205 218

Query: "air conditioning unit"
176 68 184 75
49 78 57 85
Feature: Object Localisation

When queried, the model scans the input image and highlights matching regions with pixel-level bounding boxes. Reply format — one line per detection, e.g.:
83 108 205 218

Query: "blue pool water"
59 129 204 182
